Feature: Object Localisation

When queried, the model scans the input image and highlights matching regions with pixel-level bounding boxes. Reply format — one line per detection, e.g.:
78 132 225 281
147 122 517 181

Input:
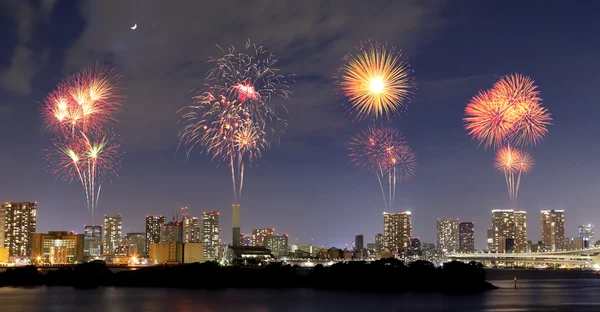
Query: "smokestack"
232 204 241 246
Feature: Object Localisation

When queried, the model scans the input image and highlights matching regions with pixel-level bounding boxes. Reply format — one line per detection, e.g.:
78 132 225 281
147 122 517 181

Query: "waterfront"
2 275 600 311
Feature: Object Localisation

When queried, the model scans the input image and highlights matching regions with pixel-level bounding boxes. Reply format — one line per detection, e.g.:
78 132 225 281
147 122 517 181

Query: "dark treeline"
0 259 496 293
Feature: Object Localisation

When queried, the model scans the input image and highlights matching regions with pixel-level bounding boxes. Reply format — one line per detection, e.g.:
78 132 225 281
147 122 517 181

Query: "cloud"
0 0 59 95
63 0 449 151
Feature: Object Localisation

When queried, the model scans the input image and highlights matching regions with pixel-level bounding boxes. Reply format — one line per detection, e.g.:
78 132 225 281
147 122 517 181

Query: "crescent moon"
131 24 137 30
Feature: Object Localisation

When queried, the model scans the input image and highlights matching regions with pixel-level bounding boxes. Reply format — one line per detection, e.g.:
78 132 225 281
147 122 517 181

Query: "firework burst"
42 64 123 137
45 132 122 221
336 41 415 121
464 73 552 149
178 40 291 205
348 126 416 210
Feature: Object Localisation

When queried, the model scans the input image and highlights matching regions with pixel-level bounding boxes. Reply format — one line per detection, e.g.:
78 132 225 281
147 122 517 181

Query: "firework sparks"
348 126 416 210
178 40 291 205
45 132 122 221
336 41 415 121
42 64 123 136
494 146 533 203
464 73 552 149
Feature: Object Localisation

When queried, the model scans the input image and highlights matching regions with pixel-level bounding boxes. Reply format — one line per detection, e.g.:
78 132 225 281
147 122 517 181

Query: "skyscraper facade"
3 202 37 258
265 234 289 257
252 228 275 247
579 224 595 248
125 232 146 256
491 209 527 253
145 215 166 256
201 211 220 260
355 235 364 251
541 210 565 251
84 225 102 257
383 211 412 254
375 233 384 253
183 217 199 243
103 214 122 255
459 222 475 253
437 218 459 253
486 228 494 251
160 221 182 243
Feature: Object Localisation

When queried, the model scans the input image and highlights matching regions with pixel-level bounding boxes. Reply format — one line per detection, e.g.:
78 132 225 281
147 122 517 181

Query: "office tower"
355 235 364 251
265 234 289 257
125 233 146 256
32 231 84 264
241 233 252 246
3 202 37 258
160 221 182 243
459 222 475 253
103 214 122 255
252 228 275 246
84 225 102 257
383 211 412 254
578 224 594 248
232 204 241 246
145 215 166 255
182 217 199 243
491 209 527 253
375 233 384 253
541 210 565 251
201 211 220 260
486 228 494 251
437 219 459 253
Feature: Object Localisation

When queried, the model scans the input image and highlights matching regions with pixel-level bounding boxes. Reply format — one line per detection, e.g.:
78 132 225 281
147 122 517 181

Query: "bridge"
446 247 600 266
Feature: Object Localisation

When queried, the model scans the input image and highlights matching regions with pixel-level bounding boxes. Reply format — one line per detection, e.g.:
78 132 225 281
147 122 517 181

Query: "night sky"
1 1 599 250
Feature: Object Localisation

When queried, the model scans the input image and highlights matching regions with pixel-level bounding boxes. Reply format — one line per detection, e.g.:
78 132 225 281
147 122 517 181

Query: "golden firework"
337 41 414 121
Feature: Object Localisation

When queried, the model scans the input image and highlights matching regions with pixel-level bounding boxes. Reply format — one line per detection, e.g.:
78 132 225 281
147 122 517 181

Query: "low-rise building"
183 242 205 263
31 231 85 264
149 242 183 264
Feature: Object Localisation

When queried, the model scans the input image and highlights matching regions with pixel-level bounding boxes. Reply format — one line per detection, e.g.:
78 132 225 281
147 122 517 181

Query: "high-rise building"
145 215 166 256
3 202 37 258
408 237 421 257
232 204 241 246
437 218 459 253
541 210 565 251
160 221 182 243
103 214 122 255
383 211 412 254
183 217 199 243
32 231 84 264
459 222 475 253
201 211 220 260
375 233 384 253
491 210 527 253
578 224 594 248
265 234 289 257
84 225 102 257
486 228 494 251
241 233 252 246
355 235 364 251
252 228 275 247
125 233 146 257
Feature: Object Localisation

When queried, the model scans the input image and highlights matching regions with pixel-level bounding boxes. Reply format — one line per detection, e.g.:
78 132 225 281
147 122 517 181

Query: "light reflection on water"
1 279 600 311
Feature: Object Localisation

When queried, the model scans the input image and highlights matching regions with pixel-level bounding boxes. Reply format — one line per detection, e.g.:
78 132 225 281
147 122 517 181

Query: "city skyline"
0 2 599 249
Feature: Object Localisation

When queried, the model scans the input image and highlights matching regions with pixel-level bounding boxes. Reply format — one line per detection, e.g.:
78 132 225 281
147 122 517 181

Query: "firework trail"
45 132 122 222
178 41 290 204
336 41 415 121
348 126 416 210
43 64 124 223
